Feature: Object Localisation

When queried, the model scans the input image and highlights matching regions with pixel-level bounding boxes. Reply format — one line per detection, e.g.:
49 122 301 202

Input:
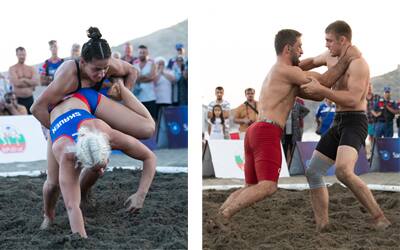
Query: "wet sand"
203 184 400 249
0 169 187 249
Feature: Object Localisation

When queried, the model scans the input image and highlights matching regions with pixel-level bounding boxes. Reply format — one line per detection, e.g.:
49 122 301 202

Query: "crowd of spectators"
204 82 399 163
0 41 188 125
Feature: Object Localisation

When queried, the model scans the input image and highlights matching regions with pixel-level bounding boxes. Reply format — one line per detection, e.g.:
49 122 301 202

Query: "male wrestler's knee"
143 119 156 138
305 156 331 189
335 166 353 184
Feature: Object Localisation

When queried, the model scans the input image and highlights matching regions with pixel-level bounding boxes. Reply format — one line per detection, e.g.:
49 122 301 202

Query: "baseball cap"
175 43 184 50
384 86 391 92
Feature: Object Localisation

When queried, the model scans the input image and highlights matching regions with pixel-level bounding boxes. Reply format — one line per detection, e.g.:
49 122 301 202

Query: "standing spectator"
2 92 28 115
8 47 39 114
112 51 121 59
133 45 157 120
40 40 64 86
65 43 81 61
208 104 225 139
374 87 399 138
315 98 336 136
365 83 381 157
207 86 230 119
121 42 136 65
234 88 258 137
282 98 310 164
167 43 187 70
154 57 175 120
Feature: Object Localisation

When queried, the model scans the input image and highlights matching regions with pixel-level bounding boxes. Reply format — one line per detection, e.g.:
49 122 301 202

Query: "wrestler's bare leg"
40 134 61 229
221 180 277 219
53 138 87 238
219 186 248 213
335 146 391 230
95 89 155 139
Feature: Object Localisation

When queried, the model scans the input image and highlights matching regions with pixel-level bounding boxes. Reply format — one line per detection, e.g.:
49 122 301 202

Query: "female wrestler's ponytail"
81 27 112 62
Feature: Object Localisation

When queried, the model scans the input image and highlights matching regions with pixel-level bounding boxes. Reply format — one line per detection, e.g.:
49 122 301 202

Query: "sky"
0 0 188 72
192 0 400 108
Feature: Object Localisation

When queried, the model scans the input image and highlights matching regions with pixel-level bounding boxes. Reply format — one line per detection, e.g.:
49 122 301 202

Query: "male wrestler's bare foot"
315 221 330 232
39 216 54 230
372 214 391 230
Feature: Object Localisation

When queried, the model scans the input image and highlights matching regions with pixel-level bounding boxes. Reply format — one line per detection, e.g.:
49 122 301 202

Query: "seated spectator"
154 57 175 121
315 98 336 135
1 92 28 115
234 88 258 136
208 104 225 139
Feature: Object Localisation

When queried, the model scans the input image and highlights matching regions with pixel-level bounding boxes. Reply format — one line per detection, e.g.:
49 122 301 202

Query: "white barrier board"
0 115 47 163
207 139 289 179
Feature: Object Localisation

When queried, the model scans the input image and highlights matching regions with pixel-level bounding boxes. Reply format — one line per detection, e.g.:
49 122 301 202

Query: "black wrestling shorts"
17 96 34 114
316 111 368 161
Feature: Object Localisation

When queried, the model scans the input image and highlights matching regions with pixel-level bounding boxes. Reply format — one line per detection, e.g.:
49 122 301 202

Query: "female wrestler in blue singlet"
31 28 156 233
44 80 156 238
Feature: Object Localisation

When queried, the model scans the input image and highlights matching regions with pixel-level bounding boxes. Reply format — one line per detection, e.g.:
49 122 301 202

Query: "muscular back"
258 64 301 128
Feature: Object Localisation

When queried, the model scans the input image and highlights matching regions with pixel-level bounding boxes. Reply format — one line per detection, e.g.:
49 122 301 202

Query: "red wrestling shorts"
244 121 283 184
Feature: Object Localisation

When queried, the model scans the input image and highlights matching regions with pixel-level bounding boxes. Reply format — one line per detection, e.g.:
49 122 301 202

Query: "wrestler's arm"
31 62 76 128
299 51 328 71
317 59 368 107
286 67 325 101
109 58 138 90
302 47 361 88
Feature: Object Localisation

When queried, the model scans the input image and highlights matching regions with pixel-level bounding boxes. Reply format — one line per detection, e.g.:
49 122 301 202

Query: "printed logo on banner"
168 122 181 135
379 150 391 161
234 155 244 171
0 125 26 153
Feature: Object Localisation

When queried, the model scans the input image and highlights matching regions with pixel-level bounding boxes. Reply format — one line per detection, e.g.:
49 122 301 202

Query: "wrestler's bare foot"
315 220 329 232
40 216 54 230
220 208 233 220
372 214 391 230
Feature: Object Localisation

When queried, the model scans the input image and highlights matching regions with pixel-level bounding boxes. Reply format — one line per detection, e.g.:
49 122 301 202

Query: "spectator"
374 86 399 138
1 92 28 115
167 43 187 70
315 98 336 136
40 40 64 86
208 104 225 139
234 88 258 136
65 43 81 61
366 83 381 156
8 47 39 114
133 45 157 120
154 57 175 120
121 42 136 64
207 86 230 119
112 51 121 59
282 97 309 164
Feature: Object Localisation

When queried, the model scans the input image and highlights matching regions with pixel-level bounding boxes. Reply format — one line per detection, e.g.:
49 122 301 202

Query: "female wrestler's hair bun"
87 27 102 40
